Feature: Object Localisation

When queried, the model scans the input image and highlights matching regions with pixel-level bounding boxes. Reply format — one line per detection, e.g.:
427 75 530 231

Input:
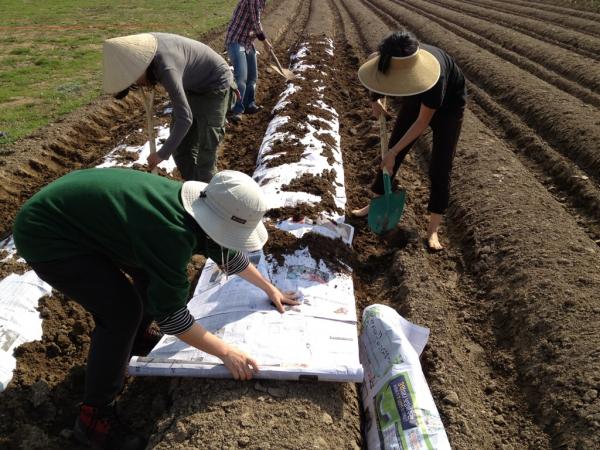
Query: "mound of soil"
264 224 353 273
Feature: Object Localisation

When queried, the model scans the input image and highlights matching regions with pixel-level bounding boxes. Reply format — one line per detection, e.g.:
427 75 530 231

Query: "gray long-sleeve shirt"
150 33 233 159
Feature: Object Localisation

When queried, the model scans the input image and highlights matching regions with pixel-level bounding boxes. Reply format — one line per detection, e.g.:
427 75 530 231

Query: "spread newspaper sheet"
129 239 363 382
360 304 451 449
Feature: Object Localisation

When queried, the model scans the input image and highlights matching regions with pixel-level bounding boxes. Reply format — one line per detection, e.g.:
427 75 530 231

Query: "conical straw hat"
103 33 158 94
358 48 441 97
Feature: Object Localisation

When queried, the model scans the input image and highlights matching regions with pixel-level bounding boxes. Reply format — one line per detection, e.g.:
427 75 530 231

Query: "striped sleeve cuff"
221 252 250 275
156 306 195 335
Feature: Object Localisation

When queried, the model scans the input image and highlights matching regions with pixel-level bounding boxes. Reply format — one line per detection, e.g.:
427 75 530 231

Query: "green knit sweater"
13 168 237 319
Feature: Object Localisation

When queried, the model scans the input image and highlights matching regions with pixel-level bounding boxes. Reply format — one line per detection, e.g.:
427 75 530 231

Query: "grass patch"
0 0 239 145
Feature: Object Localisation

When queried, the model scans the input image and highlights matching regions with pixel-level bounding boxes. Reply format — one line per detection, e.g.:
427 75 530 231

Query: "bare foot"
351 204 370 218
427 232 444 251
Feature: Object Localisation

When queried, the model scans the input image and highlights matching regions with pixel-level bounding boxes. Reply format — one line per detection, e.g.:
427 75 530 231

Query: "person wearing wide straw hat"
103 33 238 182
13 167 298 449
352 30 467 251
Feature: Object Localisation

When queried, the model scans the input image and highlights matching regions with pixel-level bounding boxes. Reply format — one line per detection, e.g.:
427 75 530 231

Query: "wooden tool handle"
142 88 158 174
268 47 287 76
142 88 156 155
379 97 389 172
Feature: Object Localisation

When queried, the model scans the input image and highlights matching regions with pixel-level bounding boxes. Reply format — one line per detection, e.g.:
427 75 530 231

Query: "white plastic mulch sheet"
0 271 52 391
129 222 363 382
360 304 451 450
96 122 177 174
252 38 346 220
129 39 363 382
0 236 20 263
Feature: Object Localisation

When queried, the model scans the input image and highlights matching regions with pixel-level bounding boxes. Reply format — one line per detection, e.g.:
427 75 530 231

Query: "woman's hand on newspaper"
221 345 259 380
267 286 300 313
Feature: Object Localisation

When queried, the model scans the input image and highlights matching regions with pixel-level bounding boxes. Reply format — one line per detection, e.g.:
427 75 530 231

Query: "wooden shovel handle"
379 97 389 174
142 88 158 174
268 47 288 77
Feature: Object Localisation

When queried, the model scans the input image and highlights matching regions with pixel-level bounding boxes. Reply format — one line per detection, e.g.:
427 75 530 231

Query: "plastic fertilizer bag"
360 304 451 449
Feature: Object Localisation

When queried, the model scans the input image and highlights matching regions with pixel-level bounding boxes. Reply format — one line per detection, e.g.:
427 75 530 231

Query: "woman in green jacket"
13 168 297 449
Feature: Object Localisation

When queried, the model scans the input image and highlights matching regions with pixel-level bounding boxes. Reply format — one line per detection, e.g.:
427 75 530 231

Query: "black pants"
30 254 152 407
371 99 464 215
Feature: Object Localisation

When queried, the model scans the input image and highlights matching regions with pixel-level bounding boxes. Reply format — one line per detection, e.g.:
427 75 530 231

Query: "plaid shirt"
225 0 266 49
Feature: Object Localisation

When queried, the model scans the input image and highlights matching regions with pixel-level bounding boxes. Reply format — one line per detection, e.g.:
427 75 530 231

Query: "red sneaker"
73 403 146 450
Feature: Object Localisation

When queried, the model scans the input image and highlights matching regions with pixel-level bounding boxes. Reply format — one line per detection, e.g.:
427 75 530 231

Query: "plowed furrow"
509 0 600 21
418 0 600 99
468 83 600 243
467 0 600 37
336 1 554 448
370 0 600 188
400 0 600 60
346 1 600 448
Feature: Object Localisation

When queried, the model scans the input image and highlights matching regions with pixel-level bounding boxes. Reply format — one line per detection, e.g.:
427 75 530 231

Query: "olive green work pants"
172 87 233 182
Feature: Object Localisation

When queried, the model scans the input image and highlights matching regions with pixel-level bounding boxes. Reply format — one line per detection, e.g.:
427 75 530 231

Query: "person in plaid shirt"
225 0 272 123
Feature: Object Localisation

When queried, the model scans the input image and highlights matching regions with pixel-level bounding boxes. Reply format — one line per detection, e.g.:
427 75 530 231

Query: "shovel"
266 46 294 81
368 97 406 235
141 87 158 174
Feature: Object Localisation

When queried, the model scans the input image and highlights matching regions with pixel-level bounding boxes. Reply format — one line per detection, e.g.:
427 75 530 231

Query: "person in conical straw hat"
352 31 467 251
103 33 239 182
13 167 298 449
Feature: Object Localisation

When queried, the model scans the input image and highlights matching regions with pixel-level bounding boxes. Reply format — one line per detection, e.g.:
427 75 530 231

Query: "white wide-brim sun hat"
358 48 441 96
103 33 158 94
181 170 269 252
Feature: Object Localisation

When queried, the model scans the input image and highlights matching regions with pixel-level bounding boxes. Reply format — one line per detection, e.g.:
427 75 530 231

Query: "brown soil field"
1 0 600 449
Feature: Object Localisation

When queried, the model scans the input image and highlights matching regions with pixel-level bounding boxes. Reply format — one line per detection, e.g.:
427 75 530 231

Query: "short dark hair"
377 30 420 74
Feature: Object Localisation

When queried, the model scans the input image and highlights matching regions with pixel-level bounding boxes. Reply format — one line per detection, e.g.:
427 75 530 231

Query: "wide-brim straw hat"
358 48 441 96
103 33 158 94
181 171 269 252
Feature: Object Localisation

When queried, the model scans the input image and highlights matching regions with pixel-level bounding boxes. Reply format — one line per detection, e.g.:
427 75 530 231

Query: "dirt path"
1 0 600 449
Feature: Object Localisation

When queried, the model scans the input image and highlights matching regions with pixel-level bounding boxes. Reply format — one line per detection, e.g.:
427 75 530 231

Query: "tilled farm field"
1 0 599 449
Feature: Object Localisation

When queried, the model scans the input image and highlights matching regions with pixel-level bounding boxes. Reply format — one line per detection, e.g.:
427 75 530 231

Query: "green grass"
0 0 239 146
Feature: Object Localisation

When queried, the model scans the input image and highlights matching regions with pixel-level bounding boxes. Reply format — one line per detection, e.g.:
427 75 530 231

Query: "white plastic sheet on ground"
128 39 363 382
360 304 451 450
129 38 363 382
0 271 51 391
252 38 347 221
0 236 21 263
96 124 177 174
129 238 363 382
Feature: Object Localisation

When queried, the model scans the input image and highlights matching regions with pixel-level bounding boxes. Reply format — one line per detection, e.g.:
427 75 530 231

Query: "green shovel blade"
368 173 406 235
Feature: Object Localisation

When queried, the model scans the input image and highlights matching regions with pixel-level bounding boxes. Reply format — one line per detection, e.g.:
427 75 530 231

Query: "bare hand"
381 150 396 175
147 152 163 170
221 345 259 380
371 100 391 119
268 287 300 313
